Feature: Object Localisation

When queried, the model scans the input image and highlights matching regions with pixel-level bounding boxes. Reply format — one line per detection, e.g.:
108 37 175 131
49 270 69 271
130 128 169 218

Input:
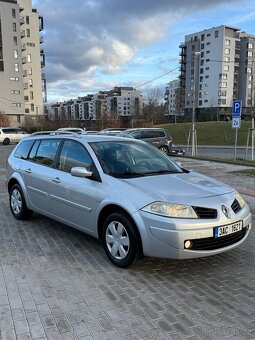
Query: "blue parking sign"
232 100 242 118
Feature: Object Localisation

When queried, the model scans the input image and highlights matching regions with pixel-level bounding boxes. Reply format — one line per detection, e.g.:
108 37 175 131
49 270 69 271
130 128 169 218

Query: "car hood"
122 171 235 204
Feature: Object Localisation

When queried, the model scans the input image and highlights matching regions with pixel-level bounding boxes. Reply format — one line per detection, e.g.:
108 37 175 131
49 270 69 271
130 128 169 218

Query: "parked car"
170 144 185 156
6 132 252 268
0 127 29 145
118 128 172 154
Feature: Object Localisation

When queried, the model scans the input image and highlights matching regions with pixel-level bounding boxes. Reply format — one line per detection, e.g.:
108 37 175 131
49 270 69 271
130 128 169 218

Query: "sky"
33 0 255 103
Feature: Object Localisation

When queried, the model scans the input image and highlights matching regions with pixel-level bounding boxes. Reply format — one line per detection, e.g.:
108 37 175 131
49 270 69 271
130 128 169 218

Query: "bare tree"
0 113 10 127
143 88 164 125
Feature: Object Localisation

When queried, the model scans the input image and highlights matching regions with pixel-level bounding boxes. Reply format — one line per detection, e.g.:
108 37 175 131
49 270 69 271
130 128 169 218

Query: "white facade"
164 79 180 117
0 0 45 126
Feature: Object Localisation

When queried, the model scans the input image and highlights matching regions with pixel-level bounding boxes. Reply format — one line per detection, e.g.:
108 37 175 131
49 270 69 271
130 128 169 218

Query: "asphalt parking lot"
0 144 254 340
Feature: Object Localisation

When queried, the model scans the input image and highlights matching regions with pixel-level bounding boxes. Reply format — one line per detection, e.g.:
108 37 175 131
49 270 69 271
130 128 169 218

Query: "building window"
12 103 21 107
206 33 211 37
201 52 204 58
200 76 203 82
192 45 195 51
14 63 19 72
206 50 210 54
191 61 194 67
17 115 21 123
27 54 31 63
205 75 209 79
224 56 230 63
218 99 226 105
206 42 210 45
26 29 30 38
219 82 227 88
28 67 32 75
14 50 18 59
247 51 253 58
13 36 17 46
201 43 204 49
219 73 227 80
200 60 204 66
29 79 33 87
215 30 219 38
206 67 209 70
26 16 30 24
225 39 230 46
0 60 4 71
30 91 34 100
31 104 34 111
10 77 19 81
12 8 16 18
13 22 17 32
248 43 254 49
206 59 210 62
225 48 230 55
191 69 194 75
201 34 204 41
224 65 229 71
200 68 204 74
218 90 227 96
199 100 202 105
11 90 20 94
246 67 252 74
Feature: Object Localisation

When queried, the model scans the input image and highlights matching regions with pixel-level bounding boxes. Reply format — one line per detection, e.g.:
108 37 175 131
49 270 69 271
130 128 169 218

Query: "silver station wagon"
6 132 252 267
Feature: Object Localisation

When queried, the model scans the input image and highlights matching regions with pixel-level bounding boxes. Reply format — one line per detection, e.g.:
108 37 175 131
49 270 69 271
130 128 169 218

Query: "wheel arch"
97 204 143 249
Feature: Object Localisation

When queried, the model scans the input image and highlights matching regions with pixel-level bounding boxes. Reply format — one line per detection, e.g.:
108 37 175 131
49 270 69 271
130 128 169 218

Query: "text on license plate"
215 221 243 238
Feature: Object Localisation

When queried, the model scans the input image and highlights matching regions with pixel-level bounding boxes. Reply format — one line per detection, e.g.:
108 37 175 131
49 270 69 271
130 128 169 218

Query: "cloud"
35 0 239 101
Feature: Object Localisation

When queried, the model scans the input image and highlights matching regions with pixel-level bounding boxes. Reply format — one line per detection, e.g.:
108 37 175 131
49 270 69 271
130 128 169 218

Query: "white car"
0 127 29 145
57 127 85 134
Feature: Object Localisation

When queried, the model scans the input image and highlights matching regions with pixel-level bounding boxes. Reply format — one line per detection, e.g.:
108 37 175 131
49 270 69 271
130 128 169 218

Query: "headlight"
141 202 198 219
236 192 246 208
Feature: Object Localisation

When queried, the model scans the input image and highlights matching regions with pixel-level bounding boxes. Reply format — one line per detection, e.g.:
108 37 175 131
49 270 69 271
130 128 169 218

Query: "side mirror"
71 167 92 178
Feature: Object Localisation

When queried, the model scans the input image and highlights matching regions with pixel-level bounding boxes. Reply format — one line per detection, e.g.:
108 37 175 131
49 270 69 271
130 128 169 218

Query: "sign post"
232 100 242 161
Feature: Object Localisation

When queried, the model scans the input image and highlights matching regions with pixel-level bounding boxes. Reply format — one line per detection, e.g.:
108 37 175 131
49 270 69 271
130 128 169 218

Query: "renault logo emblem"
221 205 229 218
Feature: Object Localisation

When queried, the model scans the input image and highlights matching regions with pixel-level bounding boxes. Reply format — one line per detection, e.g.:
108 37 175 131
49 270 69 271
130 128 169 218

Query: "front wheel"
3 138 10 145
102 212 142 268
159 145 169 154
10 184 33 220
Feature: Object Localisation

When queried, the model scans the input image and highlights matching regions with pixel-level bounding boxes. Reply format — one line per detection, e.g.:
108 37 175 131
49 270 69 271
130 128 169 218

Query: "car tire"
3 138 10 145
159 145 169 154
102 212 142 268
10 184 33 220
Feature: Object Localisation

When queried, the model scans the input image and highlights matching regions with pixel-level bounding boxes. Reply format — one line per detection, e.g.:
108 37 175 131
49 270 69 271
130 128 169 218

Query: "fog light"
184 240 193 249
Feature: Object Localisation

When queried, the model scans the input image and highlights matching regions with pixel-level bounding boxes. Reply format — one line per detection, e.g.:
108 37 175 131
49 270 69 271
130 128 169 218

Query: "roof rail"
30 131 78 136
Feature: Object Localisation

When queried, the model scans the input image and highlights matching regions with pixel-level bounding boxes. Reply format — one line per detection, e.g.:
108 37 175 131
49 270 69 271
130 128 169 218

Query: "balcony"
24 83 28 90
23 70 27 77
21 30 26 38
21 44 26 51
22 57 26 64
41 73 46 80
20 17 25 25
24 96 29 101
40 36 44 44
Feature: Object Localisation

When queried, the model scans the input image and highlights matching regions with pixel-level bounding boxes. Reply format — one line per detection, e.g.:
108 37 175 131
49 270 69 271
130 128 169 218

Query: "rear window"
14 140 34 159
29 139 61 167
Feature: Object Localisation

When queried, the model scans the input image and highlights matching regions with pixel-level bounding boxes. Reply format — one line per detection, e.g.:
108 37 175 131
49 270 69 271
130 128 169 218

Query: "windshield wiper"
142 169 182 175
108 171 145 177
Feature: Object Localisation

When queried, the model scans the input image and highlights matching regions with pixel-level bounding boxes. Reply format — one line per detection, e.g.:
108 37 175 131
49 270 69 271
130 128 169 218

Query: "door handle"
24 168 32 174
52 177 61 183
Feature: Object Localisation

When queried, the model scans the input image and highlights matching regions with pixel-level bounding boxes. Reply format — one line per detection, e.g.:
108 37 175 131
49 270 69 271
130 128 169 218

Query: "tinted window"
28 140 40 160
14 140 34 159
142 130 166 139
32 139 60 167
130 130 141 139
58 140 93 172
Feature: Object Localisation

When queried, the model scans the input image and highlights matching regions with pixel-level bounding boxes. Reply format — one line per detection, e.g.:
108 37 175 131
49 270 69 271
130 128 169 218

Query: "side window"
14 140 34 159
158 130 165 138
142 130 157 139
30 139 60 167
130 130 141 139
28 140 40 160
58 140 93 173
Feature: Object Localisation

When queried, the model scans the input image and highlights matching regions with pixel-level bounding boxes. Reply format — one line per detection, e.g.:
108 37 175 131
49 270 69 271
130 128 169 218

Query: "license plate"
215 221 243 238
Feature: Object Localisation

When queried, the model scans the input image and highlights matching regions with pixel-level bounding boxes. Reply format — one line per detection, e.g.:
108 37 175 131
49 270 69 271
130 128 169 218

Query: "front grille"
190 227 247 250
231 199 241 214
193 206 217 219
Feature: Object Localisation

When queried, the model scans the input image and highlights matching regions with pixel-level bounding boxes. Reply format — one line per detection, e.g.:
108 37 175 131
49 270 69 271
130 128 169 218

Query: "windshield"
90 140 183 178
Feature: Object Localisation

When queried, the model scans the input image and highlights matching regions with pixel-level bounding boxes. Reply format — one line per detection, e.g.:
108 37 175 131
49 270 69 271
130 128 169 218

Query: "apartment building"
164 79 182 119
0 0 45 126
47 87 143 123
179 25 255 118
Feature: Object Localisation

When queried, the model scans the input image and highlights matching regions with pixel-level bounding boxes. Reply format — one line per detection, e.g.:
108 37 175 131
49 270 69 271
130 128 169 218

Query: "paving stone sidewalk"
0 145 254 340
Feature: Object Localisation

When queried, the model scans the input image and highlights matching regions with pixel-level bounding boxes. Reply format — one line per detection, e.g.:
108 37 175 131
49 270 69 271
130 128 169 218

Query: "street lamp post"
191 51 201 157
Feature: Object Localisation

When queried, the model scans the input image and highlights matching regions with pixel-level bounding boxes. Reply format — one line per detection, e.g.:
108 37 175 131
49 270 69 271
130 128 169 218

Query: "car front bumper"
132 204 252 260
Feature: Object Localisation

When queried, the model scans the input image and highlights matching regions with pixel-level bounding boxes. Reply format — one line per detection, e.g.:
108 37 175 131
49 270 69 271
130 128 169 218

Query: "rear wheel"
102 212 142 268
3 138 10 145
10 184 33 220
159 145 169 154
